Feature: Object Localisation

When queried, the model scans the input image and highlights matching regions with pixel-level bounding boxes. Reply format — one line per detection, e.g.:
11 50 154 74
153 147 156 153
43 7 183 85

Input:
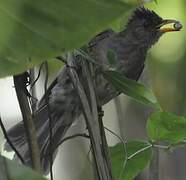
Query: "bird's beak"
157 19 183 33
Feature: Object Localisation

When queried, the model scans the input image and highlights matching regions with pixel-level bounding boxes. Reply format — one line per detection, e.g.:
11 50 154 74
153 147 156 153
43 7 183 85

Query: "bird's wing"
38 29 115 109
88 29 115 49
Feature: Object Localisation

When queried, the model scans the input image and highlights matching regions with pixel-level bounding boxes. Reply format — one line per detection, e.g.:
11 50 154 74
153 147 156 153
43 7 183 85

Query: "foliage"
0 0 135 77
0 155 46 180
103 68 186 179
103 70 160 109
110 141 152 180
147 111 186 144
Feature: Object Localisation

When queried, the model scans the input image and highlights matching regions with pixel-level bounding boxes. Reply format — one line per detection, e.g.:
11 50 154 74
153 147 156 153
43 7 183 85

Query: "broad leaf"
0 155 46 180
0 0 136 78
103 70 160 109
110 141 152 180
147 111 186 144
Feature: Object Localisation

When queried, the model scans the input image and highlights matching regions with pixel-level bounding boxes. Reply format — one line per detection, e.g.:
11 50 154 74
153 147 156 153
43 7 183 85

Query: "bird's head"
125 7 182 47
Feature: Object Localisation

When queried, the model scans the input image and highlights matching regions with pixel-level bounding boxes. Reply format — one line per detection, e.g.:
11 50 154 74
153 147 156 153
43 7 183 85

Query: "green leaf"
153 0 158 4
103 70 161 109
147 111 186 144
110 141 152 180
0 155 46 180
0 0 136 78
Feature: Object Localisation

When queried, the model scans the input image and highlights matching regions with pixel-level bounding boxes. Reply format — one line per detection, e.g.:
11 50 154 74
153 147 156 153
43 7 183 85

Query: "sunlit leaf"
147 111 186 144
0 0 136 78
103 70 161 109
0 155 46 180
110 141 152 180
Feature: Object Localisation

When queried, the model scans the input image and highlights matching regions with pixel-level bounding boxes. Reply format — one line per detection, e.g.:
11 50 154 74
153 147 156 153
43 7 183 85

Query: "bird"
4 7 182 174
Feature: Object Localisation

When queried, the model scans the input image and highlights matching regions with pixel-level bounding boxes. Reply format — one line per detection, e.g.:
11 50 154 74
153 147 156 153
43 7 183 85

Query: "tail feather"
4 122 26 151
4 63 111 174
4 68 81 174
4 104 79 174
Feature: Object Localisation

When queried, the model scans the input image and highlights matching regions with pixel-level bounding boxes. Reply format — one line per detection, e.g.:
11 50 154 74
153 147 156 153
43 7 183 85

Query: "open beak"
157 19 183 33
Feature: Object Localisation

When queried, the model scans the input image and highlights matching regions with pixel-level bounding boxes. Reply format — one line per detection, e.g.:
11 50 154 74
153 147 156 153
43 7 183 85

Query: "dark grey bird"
4 7 182 173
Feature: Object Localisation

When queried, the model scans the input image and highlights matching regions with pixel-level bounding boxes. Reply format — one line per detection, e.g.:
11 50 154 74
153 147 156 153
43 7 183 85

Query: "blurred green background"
135 1 186 179
146 0 186 114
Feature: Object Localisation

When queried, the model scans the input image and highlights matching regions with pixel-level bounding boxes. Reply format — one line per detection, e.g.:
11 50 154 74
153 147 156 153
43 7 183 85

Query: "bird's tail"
4 101 79 174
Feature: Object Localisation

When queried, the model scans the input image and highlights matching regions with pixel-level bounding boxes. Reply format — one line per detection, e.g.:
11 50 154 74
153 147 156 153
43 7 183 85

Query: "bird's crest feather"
128 7 163 26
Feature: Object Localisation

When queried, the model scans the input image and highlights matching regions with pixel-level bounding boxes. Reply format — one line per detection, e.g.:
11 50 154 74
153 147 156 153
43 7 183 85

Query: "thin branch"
104 126 128 180
81 56 114 180
56 133 89 148
29 69 37 112
13 74 41 172
104 126 128 165
56 56 67 63
44 62 53 180
80 59 103 179
127 145 152 160
114 97 125 137
76 49 103 67
0 116 24 164
86 59 113 179
98 107 113 179
149 147 159 180
153 144 169 149
30 63 44 90
67 54 101 179
67 53 113 180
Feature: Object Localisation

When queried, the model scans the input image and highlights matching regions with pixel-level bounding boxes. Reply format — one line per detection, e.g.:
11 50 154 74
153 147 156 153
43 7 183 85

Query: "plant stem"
67 53 113 180
29 68 37 112
127 145 152 160
149 147 159 180
13 74 41 173
43 62 54 180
